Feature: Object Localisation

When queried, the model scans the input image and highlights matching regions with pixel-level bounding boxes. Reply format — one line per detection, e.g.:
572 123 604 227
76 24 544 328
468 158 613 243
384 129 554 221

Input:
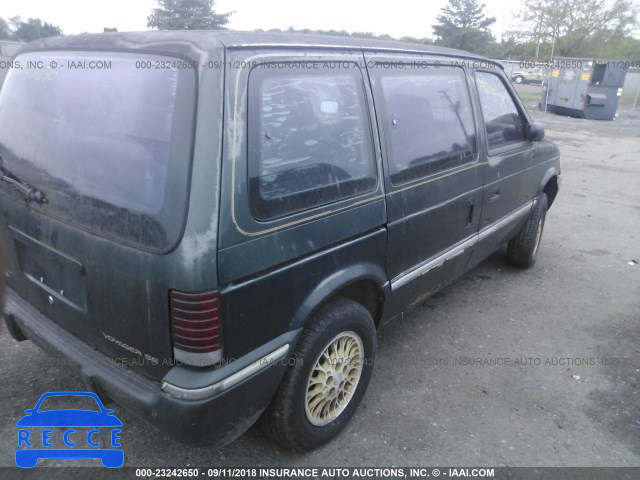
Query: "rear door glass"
0 51 196 252
248 63 376 221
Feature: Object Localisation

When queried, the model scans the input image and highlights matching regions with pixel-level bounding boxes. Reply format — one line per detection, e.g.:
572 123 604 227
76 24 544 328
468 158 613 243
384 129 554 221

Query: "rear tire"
514 76 524 84
507 193 548 269
260 297 376 451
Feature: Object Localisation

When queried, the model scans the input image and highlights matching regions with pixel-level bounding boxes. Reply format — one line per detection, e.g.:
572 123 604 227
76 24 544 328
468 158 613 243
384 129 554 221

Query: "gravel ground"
1 88 639 476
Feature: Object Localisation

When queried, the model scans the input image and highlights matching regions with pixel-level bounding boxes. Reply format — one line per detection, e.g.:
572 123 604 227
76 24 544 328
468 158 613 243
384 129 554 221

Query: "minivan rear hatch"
0 50 197 380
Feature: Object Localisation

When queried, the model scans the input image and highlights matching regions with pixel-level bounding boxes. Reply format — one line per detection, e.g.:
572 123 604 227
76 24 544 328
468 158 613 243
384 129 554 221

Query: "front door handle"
489 188 501 203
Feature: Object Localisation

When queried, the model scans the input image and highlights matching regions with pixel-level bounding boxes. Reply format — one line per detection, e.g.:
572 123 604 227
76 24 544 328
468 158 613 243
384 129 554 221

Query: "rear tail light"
170 289 222 367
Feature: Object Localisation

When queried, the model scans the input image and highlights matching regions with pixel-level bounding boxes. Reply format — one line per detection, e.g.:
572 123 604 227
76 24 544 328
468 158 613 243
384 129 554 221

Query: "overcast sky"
0 0 523 39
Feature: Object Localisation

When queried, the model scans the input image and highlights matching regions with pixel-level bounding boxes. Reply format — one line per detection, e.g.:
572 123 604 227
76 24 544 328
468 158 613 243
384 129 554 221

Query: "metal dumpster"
543 58 628 120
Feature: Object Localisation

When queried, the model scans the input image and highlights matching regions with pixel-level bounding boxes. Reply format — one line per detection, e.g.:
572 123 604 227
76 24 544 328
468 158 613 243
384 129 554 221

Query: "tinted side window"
248 64 376 221
378 66 477 185
475 72 527 152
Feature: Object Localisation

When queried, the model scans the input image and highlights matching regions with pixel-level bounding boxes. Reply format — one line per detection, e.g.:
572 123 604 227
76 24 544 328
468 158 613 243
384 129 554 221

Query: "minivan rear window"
0 51 196 252
248 63 376 221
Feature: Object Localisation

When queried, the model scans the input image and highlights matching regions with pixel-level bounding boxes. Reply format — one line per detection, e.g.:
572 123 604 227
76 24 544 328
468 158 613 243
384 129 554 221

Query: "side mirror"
527 121 545 141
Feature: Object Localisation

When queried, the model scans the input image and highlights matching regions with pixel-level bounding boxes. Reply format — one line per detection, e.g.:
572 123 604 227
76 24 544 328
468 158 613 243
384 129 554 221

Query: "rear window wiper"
0 156 47 204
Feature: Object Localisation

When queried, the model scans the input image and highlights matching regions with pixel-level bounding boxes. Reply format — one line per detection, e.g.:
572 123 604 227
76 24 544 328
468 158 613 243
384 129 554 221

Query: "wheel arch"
539 167 560 209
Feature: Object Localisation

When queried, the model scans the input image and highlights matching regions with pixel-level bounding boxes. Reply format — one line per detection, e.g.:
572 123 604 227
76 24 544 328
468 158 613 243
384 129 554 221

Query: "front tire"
514 75 524 84
260 297 376 450
507 193 548 269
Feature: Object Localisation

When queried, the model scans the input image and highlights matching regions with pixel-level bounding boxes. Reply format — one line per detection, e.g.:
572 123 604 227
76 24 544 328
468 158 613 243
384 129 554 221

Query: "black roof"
23 30 499 66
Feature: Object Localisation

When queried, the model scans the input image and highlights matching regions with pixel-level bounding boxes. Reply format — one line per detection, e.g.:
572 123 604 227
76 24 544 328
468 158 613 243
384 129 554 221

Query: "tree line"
1 0 638 61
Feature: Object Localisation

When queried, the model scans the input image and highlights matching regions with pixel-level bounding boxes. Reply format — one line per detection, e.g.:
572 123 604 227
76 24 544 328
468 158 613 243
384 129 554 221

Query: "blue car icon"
16 391 123 468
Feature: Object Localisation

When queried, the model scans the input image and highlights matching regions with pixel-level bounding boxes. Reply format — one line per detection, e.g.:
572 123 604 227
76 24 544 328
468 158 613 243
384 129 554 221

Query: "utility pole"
543 30 557 114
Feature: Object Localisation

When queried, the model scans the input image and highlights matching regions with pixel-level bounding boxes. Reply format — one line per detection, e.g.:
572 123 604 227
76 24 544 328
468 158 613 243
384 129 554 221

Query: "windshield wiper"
0 156 47 204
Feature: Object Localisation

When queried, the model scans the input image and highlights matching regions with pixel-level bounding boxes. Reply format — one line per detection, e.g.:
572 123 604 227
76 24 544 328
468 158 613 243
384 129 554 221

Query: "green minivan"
1 31 560 450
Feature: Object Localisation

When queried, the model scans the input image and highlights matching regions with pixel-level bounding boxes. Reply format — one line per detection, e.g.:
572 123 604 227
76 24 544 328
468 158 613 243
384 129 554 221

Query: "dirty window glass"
378 66 477 185
248 64 376 221
475 72 527 152
0 51 196 252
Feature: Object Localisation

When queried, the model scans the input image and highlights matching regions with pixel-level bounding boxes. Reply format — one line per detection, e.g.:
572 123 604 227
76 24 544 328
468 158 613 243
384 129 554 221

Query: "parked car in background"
512 67 548 84
2 31 560 451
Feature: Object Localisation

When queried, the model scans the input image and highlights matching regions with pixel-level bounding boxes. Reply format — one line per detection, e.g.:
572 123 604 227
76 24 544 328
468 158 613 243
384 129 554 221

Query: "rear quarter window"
247 63 377 221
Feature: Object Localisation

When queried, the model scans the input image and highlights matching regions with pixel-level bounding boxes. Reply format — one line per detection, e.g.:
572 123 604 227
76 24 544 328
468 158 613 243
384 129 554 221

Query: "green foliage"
517 0 639 57
486 37 529 59
258 27 431 44
399 36 434 45
432 0 496 54
147 0 232 30
6 17 62 42
575 34 640 62
490 35 640 63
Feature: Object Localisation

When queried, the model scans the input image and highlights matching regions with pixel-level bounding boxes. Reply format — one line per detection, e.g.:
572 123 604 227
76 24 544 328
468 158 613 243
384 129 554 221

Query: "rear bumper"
4 287 299 446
